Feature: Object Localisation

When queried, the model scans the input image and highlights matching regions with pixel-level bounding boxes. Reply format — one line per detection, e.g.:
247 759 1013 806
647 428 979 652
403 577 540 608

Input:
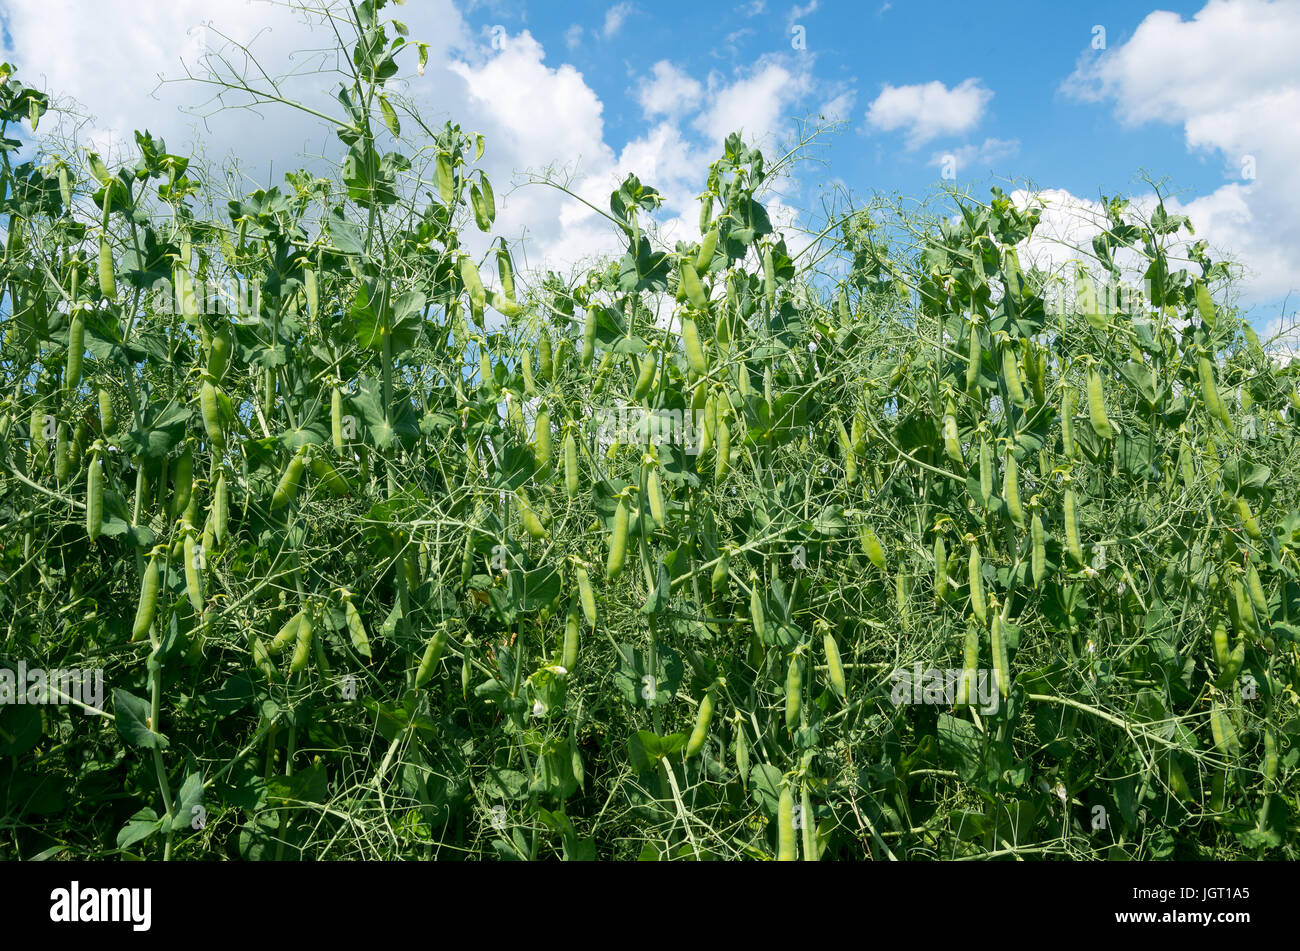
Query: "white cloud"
694 58 813 148
865 78 992 148
0 1 819 290
788 1 819 29
817 90 857 125
738 0 767 15
564 24 584 50
603 3 634 39
928 137 1019 173
637 61 703 118
1062 0 1300 301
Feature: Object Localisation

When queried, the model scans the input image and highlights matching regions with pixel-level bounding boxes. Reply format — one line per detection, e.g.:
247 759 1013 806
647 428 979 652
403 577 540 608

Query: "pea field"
0 0 1297 862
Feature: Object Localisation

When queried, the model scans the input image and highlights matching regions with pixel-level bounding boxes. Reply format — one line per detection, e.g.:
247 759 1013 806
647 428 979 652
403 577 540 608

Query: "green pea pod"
785 654 802 731
968 543 986 624
1234 497 1262 540
55 423 71 484
685 690 714 759
518 491 547 540
86 449 104 541
563 431 579 498
576 564 597 626
183 532 204 613
290 611 314 675
957 622 980 706
269 610 304 656
213 473 228 547
311 455 350 497
460 255 486 313
98 237 116 299
200 379 224 453
533 408 552 472
681 315 707 376
172 446 194 520
563 605 580 673
979 439 993 506
1087 367 1112 440
750 574 766 641
1003 449 1023 527
436 152 455 204
714 415 730 480
271 447 307 511
646 466 665 528
1064 489 1083 566
132 553 162 641
1061 385 1077 459
521 350 536 396
208 323 233 381
345 597 371 660
416 627 448 688
861 527 886 572
497 246 515 300
1001 344 1025 407
680 259 709 310
582 306 598 368
942 405 961 464
1031 513 1046 587
66 310 84 392
539 332 554 381
1246 562 1268 621
1194 280 1216 328
933 535 948 601
966 323 981 392
696 229 719 274
824 631 846 700
990 610 1010 699
634 350 656 401
776 783 796 861
606 497 629 579
98 389 116 435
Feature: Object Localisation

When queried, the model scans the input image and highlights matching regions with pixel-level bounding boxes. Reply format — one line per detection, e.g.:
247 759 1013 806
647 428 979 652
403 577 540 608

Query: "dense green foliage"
1 2 1297 860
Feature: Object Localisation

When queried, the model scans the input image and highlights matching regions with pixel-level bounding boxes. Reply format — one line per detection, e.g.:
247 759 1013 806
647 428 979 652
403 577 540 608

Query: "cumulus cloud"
1 1 823 287
1061 0 1300 302
694 58 814 148
636 61 703 118
865 78 992 148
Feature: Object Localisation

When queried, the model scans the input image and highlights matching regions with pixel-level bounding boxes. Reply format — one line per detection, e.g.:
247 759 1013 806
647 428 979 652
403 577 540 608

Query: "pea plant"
0 1 1296 860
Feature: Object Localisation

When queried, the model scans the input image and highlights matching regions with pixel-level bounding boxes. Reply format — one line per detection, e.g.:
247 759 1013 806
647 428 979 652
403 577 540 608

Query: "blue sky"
510 0 1217 200
3 0 1297 328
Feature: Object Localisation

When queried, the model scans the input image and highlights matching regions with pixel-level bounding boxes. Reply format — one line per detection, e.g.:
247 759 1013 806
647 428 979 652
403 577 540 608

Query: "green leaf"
167 771 204 833
118 402 190 461
116 808 162 850
612 643 682 708
327 208 364 255
113 688 168 749
749 763 783 816
936 712 984 784
628 731 686 772
379 94 400 136
266 763 329 806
